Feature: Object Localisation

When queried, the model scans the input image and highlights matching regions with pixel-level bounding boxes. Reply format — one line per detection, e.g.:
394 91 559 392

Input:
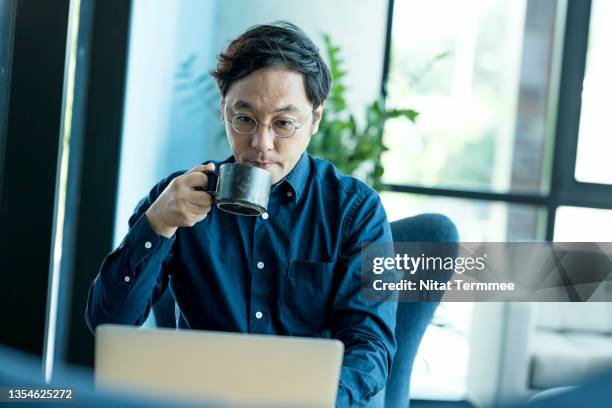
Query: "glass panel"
411 303 473 400
380 191 545 241
382 0 557 194
574 0 612 185
554 206 612 242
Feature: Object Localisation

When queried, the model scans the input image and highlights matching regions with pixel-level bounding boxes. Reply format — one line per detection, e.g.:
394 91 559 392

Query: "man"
86 22 397 407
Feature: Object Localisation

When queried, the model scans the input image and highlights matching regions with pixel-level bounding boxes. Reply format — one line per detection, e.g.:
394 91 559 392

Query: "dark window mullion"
545 0 593 240
549 0 592 195
63 0 133 368
380 0 394 99
557 183 612 210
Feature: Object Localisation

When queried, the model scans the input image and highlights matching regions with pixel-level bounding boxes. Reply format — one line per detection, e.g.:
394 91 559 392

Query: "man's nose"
251 124 275 152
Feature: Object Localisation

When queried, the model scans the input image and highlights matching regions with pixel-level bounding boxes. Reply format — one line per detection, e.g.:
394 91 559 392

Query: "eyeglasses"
227 111 314 138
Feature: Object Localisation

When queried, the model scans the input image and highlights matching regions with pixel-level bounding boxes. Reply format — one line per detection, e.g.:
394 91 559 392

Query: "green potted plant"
307 34 418 191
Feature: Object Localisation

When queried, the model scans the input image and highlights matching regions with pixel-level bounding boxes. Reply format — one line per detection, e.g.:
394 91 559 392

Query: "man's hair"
211 21 331 108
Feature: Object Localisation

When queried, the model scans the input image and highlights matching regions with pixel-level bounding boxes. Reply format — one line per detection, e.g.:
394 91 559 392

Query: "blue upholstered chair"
363 213 458 407
383 214 459 407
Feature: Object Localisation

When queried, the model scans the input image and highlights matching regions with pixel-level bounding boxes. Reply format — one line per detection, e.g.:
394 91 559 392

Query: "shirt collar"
274 152 309 202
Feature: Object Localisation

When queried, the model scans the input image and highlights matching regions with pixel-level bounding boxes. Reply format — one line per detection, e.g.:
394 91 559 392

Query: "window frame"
0 0 71 359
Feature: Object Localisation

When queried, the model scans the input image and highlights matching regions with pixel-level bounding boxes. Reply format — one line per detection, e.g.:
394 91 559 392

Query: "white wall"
114 0 219 245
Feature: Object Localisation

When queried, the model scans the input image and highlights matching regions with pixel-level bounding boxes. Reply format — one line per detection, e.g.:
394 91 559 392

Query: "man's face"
222 67 324 184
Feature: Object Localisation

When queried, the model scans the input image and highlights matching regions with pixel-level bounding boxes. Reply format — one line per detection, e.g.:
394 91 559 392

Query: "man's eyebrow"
231 100 301 114
232 100 254 111
274 105 300 113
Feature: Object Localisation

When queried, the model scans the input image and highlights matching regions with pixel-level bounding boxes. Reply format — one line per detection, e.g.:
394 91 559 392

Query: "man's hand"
145 163 215 238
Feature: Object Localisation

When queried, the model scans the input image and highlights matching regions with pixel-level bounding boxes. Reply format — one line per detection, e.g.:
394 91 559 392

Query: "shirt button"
255 311 263 319
144 241 152 249
124 276 131 282
257 261 264 269
261 212 269 220
286 191 293 198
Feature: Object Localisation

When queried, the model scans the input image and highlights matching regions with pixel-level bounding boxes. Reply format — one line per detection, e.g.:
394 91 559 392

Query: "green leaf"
385 108 419 122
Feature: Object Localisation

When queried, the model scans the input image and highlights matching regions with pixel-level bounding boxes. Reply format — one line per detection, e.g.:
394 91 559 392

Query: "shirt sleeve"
333 188 398 407
85 172 183 334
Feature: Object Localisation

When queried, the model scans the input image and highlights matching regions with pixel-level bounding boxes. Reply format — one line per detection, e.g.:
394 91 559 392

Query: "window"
380 0 612 400
381 192 544 241
383 0 554 195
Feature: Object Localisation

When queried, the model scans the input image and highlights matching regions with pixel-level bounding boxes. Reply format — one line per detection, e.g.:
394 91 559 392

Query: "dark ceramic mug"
203 163 272 216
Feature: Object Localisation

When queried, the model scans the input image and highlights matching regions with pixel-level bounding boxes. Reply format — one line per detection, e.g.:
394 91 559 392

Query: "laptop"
95 324 344 408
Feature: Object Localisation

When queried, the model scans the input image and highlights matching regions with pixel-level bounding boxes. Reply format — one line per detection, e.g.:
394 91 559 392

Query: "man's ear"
219 99 225 122
311 101 325 135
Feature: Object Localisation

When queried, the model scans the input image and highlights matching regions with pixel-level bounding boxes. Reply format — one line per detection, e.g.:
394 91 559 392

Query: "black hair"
211 21 331 108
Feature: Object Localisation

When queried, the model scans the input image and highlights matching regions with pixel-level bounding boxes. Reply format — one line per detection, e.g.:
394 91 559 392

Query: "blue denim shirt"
86 152 397 407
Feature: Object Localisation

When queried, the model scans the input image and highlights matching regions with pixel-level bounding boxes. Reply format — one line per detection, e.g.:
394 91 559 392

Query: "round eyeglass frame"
227 110 314 138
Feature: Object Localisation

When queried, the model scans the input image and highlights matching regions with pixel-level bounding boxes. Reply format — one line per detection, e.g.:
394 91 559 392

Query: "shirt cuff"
122 213 175 270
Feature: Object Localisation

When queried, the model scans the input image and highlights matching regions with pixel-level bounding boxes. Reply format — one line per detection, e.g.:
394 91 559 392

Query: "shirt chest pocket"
283 260 336 332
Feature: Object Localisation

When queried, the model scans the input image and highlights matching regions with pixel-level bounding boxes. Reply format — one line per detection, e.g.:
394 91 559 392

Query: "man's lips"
249 161 273 169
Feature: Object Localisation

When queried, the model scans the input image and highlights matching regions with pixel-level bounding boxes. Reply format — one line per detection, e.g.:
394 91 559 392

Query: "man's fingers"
183 163 216 190
182 171 210 189
187 162 215 174
185 190 214 208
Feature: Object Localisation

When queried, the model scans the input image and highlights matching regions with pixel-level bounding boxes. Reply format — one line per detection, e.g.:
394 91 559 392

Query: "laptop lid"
94 324 343 408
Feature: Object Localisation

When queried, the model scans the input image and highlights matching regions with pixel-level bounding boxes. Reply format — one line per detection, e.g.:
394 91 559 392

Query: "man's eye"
274 119 294 129
236 115 254 124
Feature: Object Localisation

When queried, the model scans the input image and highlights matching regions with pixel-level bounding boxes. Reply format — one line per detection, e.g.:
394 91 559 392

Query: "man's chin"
269 166 288 185
270 169 286 185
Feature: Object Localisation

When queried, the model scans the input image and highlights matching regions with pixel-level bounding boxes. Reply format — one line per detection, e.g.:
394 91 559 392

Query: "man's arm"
84 175 179 334
332 188 397 407
85 163 216 333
